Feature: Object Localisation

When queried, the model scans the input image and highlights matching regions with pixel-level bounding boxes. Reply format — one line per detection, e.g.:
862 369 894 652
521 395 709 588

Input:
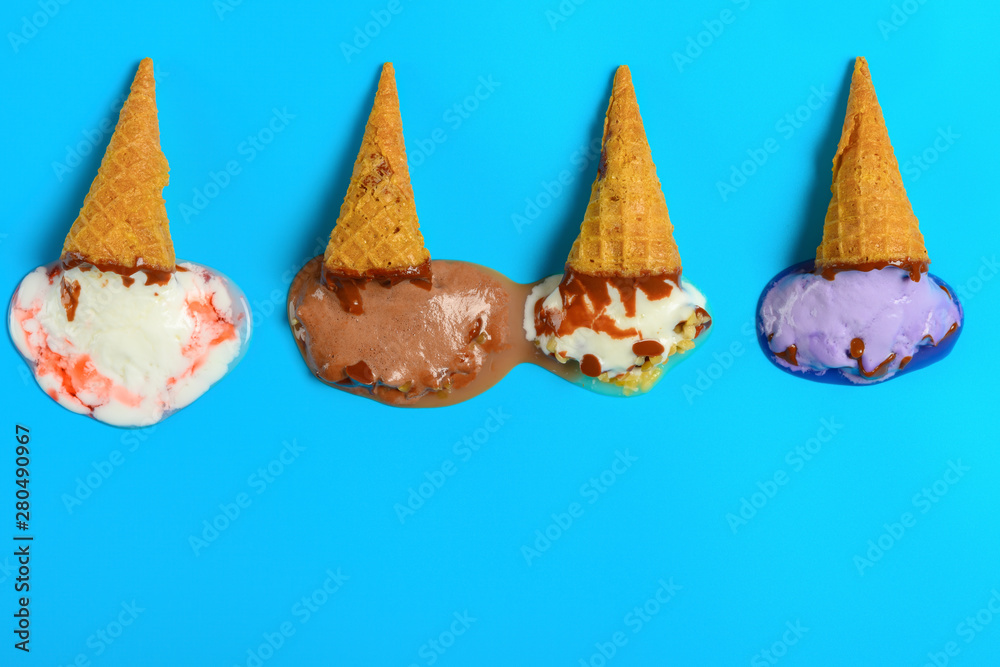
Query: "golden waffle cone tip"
62 58 174 274
565 65 682 279
815 57 929 279
323 63 430 280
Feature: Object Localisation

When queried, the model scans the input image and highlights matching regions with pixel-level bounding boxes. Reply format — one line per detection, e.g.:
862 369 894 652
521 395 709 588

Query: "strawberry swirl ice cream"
9 261 250 426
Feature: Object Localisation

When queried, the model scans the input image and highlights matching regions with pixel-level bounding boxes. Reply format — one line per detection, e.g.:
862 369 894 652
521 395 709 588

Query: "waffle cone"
62 58 174 273
565 66 681 278
815 57 928 277
323 63 429 280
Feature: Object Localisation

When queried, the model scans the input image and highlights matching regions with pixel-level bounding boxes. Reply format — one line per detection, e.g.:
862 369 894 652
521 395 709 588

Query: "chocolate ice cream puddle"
292 257 510 406
321 262 432 314
289 257 627 407
345 360 375 385
326 277 365 315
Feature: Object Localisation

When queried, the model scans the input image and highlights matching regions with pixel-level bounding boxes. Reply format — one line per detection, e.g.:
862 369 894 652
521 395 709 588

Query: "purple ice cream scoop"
757 261 963 384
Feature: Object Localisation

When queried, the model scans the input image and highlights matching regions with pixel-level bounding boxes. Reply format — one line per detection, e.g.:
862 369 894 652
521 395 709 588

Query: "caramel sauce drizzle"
580 354 602 378
774 345 798 366
531 269 688 378
818 260 928 283
61 253 174 287
848 337 896 378
322 260 432 315
59 278 81 322
533 269 680 340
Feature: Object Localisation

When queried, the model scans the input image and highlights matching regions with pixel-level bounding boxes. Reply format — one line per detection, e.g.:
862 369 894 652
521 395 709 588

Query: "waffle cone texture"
324 63 430 279
565 65 682 278
815 57 929 275
62 58 174 272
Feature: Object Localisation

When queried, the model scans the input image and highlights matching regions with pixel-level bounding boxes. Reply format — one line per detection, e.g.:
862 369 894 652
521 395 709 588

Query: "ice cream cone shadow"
786 59 852 266
40 66 139 265
537 71 614 277
297 68 382 265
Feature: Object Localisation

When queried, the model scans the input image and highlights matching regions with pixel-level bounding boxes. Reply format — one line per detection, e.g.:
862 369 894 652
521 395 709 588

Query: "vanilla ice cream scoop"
524 271 711 393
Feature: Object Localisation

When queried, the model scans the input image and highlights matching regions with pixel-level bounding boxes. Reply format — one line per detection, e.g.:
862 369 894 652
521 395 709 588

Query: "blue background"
2 0 999 665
